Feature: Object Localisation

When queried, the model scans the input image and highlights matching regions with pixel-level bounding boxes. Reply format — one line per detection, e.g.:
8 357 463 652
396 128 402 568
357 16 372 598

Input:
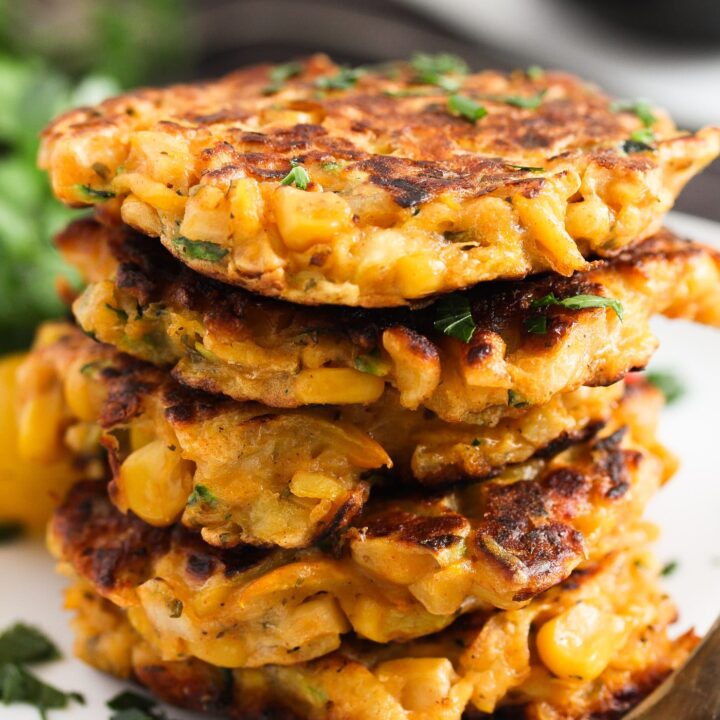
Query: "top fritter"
40 54 719 306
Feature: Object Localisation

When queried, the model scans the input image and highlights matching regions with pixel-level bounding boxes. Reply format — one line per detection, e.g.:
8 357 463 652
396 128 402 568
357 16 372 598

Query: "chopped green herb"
646 370 685 405
410 53 467 91
661 559 679 577
447 94 487 123
172 236 229 263
0 522 23 545
168 599 183 618
527 64 544 80
507 164 545 173
262 61 303 95
471 438 482 448
525 315 549 335
0 624 59 665
508 390 529 408
107 691 157 713
531 292 624 321
0 662 84 720
104 304 129 322
611 100 657 128
280 160 311 190
187 484 218 507
495 90 546 109
321 161 341 173
622 138 654 154
433 296 476 343
354 351 386 376
74 184 115 202
630 127 655 145
315 67 365 91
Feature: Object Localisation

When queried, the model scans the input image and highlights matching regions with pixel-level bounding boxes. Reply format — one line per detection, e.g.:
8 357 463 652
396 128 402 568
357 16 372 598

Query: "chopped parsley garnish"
0 622 83 719
410 52 468 92
611 99 657 128
172 236 229 262
630 127 655 145
661 559 679 577
471 438 482 448
0 624 59 665
531 292 624 321
433 296 476 343
104 304 129 322
447 94 487 123
280 159 310 190
262 61 303 95
495 90 546 109
354 351 386 376
321 161 341 173
507 164 545 173
187 484 218 507
508 390 529 408
0 522 23 545
527 64 544 80
314 66 364 91
108 689 167 720
525 315 549 335
74 184 115 202
622 137 654 154
646 370 685 405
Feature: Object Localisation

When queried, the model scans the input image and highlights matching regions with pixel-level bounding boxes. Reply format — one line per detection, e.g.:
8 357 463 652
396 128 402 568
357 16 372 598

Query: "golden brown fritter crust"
49 384 669 667
63 535 696 719
40 55 719 305
61 219 720 422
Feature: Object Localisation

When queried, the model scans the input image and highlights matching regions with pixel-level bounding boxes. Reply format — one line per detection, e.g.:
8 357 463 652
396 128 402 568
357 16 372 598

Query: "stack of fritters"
22 55 720 718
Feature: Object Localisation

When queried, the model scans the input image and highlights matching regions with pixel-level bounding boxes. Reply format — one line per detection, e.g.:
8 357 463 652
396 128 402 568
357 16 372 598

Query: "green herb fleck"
531 292 624 321
410 53 467 91
74 184 115 202
0 522 23 545
107 689 166 719
507 164 545 173
187 484 218 508
611 100 657 128
0 624 59 665
168 599 183 618
104 303 129 322
280 160 311 190
630 127 655 145
661 559 679 577
354 351 386 376
263 61 303 95
622 137 654 153
447 94 487 123
527 65 544 80
172 236 229 262
646 370 685 405
321 161 341 173
495 90 546 109
315 67 365 91
508 390 529 408
471 438 482 448
525 315 549 335
433 296 476 343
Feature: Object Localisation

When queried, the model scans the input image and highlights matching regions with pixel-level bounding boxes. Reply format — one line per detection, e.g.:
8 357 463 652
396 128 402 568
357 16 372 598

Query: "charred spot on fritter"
360 510 470 551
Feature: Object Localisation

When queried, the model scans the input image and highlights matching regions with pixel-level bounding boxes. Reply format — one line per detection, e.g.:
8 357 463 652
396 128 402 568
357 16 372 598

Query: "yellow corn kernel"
64 421 101 455
129 419 157 451
394 254 446 298
536 601 627 681
119 440 193 526
294 368 385 405
290 472 344 501
17 386 65 463
63 362 105 421
273 186 352 251
129 131 193 193
179 185 232 244
376 658 455 711
120 196 163 237
229 177 263 238
112 173 186 213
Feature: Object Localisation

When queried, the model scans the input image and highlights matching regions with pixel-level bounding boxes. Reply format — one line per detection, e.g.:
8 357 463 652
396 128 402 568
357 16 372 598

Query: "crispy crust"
61 219 720 422
40 55 719 306
64 535 697 719
49 384 670 668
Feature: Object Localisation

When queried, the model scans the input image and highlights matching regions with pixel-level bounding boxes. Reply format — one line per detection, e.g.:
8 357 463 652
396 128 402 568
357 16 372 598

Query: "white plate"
1 211 718 719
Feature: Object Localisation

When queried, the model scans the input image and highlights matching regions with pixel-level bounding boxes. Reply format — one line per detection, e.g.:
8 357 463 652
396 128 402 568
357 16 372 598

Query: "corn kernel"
119 439 193 526
63 362 105 421
18 386 65 463
229 177 264 238
536 601 627 680
120 196 163 237
394 254 446 298
113 173 186 213
294 368 384 405
180 185 231 244
290 472 344 501
376 658 455 711
273 186 352 251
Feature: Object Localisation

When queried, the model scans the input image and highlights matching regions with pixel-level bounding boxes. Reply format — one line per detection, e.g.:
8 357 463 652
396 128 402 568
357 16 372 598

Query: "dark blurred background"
1 0 718 351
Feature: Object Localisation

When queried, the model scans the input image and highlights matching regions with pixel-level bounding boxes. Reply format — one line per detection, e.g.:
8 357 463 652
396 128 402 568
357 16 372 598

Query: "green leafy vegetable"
508 390 529 408
171 236 229 263
321 161 340 173
646 370 685 405
262 61 303 95
410 53 467 91
280 160 311 190
531 292 624 321
622 138 654 153
630 127 655 145
187 484 218 507
471 438 482 448
315 67 364 91
447 94 487 123
661 559 679 577
611 100 657 128
107 689 166 720
433 296 476 343
354 351 386 376
74 184 115 202
0 522 23 544
526 65 544 80
524 315 549 335
0 624 59 665
494 90 546 109
506 164 545 173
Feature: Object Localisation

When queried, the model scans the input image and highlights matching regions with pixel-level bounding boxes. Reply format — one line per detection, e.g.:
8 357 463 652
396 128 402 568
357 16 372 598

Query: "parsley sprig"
646 370 685 405
263 61 303 95
526 292 624 334
410 53 468 92
108 690 168 720
433 296 476 343
172 236 229 263
280 159 310 190
614 99 658 151
315 67 365 91
447 94 487 123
